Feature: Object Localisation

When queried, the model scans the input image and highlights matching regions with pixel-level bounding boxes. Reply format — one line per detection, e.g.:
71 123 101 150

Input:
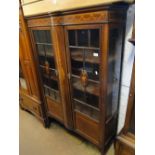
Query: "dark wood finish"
19 2 48 126
26 3 128 154
75 111 99 145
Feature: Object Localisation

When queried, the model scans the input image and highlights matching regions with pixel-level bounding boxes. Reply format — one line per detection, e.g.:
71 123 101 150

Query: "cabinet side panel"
106 24 124 119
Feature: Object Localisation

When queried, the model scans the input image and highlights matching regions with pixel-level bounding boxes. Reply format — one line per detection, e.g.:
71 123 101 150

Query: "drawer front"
74 111 99 145
46 96 64 122
20 94 41 116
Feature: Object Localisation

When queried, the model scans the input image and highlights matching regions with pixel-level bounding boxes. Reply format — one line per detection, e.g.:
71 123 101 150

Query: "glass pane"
74 100 99 120
47 57 55 69
85 62 99 81
42 74 49 86
44 86 60 102
37 44 45 56
72 77 99 108
68 28 100 120
70 48 99 81
70 48 83 62
45 45 53 57
38 30 46 43
71 60 83 76
106 26 123 119
45 30 52 43
33 29 61 103
33 30 40 43
49 88 60 102
90 29 99 47
49 79 59 90
68 30 76 46
77 30 88 46
85 49 99 64
38 55 46 66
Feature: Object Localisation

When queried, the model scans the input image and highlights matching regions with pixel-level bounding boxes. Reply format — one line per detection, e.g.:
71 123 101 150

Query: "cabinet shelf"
72 74 99 84
72 78 99 96
43 73 58 81
71 49 99 64
40 65 56 72
69 45 100 51
44 84 59 93
38 52 54 58
36 42 53 46
73 98 99 111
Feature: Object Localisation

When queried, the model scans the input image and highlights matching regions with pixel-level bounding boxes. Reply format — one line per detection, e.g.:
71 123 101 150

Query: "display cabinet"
26 3 129 154
19 3 48 126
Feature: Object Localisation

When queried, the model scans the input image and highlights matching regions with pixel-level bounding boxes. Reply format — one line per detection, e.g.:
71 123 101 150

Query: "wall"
117 4 135 133
22 0 134 16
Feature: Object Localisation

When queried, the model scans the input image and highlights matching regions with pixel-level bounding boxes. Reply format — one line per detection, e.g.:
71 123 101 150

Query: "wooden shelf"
44 84 59 93
71 50 99 64
69 45 100 50
72 74 99 84
73 79 99 96
38 52 54 58
74 98 99 111
43 73 58 81
36 42 52 46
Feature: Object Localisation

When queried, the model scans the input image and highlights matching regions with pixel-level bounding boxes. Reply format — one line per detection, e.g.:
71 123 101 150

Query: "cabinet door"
67 26 100 120
33 28 60 101
31 28 63 121
65 25 102 144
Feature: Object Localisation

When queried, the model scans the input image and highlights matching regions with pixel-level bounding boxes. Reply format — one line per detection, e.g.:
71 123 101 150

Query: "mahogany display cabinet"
19 5 48 126
26 3 129 154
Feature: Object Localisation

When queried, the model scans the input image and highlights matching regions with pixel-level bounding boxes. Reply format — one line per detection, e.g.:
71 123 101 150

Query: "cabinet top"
22 0 133 17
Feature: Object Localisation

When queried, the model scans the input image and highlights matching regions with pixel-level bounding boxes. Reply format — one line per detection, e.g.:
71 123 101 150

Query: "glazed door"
31 28 64 121
65 25 102 144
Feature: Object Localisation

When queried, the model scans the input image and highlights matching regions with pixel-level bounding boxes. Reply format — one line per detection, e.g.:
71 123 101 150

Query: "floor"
19 109 114 155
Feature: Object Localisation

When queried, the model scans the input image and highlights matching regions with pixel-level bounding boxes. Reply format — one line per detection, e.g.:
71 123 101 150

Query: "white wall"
117 4 135 133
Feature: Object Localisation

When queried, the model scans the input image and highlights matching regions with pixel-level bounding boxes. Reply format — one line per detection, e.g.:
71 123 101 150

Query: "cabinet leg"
43 118 50 128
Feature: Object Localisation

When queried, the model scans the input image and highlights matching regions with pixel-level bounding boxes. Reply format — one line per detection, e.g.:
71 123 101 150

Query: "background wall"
21 0 134 16
117 4 135 133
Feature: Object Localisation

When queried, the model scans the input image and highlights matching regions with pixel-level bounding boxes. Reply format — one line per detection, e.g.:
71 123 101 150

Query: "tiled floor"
19 109 114 155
